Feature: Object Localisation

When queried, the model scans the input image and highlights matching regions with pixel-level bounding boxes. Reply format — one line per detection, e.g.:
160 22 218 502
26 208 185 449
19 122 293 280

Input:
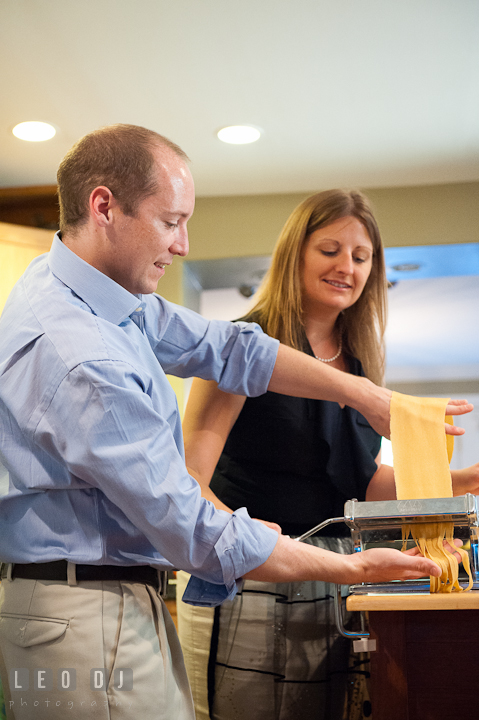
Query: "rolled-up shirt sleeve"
183 507 279 606
147 299 280 397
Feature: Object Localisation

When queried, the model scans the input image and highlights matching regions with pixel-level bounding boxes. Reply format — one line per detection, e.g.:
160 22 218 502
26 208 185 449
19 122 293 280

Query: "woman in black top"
177 189 479 720
210 353 380 539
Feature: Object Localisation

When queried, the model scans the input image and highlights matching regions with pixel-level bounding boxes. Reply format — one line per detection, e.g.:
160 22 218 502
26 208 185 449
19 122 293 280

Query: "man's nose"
172 229 189 257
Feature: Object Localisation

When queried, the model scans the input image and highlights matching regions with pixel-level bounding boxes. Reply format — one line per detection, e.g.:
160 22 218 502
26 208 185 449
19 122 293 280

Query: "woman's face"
301 216 374 315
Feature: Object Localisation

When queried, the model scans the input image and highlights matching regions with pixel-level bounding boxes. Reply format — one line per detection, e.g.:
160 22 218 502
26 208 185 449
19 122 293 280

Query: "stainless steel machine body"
295 493 479 643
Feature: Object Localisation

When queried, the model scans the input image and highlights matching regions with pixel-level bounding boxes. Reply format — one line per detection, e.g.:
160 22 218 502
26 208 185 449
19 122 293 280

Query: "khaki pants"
176 571 215 720
0 573 195 720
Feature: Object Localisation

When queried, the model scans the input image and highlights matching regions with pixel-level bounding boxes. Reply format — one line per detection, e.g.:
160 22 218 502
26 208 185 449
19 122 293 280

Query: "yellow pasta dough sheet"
390 393 453 501
390 392 472 592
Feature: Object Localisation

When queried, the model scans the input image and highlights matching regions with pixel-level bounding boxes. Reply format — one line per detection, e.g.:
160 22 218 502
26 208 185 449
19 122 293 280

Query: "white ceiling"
1 1 478 386
1 0 479 196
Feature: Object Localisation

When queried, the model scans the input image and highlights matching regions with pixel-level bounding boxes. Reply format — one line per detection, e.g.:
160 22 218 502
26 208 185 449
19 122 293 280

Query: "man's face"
104 146 195 295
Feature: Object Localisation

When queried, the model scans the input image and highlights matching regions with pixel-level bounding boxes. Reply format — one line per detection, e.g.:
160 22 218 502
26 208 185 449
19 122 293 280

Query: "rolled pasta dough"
390 392 472 593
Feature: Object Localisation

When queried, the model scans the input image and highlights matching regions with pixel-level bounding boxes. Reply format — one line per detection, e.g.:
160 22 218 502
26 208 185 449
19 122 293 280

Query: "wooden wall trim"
0 185 57 204
0 221 53 250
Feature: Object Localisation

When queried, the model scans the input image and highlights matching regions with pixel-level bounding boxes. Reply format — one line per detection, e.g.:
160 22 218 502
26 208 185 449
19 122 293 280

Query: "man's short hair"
57 124 189 233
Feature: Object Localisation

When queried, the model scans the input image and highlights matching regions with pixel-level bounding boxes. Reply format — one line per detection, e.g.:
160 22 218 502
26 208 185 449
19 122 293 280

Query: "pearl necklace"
314 337 343 363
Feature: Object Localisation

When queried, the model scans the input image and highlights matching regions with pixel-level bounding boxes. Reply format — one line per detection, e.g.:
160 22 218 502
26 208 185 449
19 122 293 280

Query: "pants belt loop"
6 563 13 582
159 570 168 597
67 562 77 586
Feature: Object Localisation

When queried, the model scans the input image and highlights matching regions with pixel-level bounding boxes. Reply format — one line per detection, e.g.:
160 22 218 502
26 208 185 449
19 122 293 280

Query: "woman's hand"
452 463 479 496
254 518 283 534
403 539 464 564
351 539 465 585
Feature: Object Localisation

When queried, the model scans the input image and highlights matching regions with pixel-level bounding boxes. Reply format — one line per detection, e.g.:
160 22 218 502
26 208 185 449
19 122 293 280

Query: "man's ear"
89 186 117 227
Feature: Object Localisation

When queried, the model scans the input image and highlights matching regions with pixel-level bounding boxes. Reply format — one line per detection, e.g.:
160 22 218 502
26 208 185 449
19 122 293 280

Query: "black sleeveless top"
210 348 381 537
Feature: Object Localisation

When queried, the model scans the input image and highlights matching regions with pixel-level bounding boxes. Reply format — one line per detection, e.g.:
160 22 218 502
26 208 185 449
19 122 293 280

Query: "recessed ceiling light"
217 125 262 144
391 263 422 272
12 121 56 142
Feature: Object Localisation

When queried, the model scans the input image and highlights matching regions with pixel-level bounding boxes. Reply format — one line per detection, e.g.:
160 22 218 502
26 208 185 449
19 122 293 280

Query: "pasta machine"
295 493 479 648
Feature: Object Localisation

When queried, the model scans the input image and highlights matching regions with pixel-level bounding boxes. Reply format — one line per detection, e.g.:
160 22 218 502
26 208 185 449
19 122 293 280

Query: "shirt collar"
48 233 141 325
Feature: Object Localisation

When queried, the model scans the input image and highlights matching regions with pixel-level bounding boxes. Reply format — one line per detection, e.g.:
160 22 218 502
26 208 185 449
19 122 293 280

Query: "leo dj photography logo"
8 668 134 712
11 667 133 692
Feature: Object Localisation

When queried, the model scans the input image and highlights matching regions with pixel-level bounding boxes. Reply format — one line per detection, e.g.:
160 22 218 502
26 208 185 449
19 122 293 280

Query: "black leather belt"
0 560 160 589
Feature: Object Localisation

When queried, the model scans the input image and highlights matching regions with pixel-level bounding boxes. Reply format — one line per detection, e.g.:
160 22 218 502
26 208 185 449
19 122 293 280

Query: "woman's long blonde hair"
246 189 388 386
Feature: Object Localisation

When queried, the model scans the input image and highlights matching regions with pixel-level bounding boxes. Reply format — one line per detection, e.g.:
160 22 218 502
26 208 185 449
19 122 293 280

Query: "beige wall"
0 222 52 312
185 181 479 264
161 180 479 307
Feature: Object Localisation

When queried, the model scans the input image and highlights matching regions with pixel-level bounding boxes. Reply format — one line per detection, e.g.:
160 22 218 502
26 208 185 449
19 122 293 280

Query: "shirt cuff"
181 575 242 607
182 507 279 607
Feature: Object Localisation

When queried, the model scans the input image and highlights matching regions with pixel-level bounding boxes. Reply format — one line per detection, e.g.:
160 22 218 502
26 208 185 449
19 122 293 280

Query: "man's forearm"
268 344 472 438
243 534 356 584
243 533 441 585
268 344 391 436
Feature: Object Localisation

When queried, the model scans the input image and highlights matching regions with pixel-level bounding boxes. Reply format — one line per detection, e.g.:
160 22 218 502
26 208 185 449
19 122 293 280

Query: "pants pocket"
0 613 69 648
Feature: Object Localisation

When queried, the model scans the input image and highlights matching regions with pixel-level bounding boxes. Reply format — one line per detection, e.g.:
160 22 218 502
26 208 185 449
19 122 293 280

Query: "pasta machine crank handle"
294 516 346 543
294 515 374 649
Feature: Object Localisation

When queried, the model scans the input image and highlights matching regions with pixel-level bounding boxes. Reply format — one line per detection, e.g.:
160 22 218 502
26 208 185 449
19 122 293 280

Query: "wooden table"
346 592 479 720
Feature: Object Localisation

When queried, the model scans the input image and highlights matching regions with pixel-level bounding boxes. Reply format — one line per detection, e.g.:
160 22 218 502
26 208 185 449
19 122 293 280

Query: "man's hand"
359 383 473 439
444 400 475 435
348 547 441 584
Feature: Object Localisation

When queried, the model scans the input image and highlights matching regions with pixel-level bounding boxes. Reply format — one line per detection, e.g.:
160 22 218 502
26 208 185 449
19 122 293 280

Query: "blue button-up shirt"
0 235 280 605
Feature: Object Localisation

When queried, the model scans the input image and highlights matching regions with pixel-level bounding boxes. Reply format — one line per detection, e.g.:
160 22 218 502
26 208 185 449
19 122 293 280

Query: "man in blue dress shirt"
0 124 467 719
